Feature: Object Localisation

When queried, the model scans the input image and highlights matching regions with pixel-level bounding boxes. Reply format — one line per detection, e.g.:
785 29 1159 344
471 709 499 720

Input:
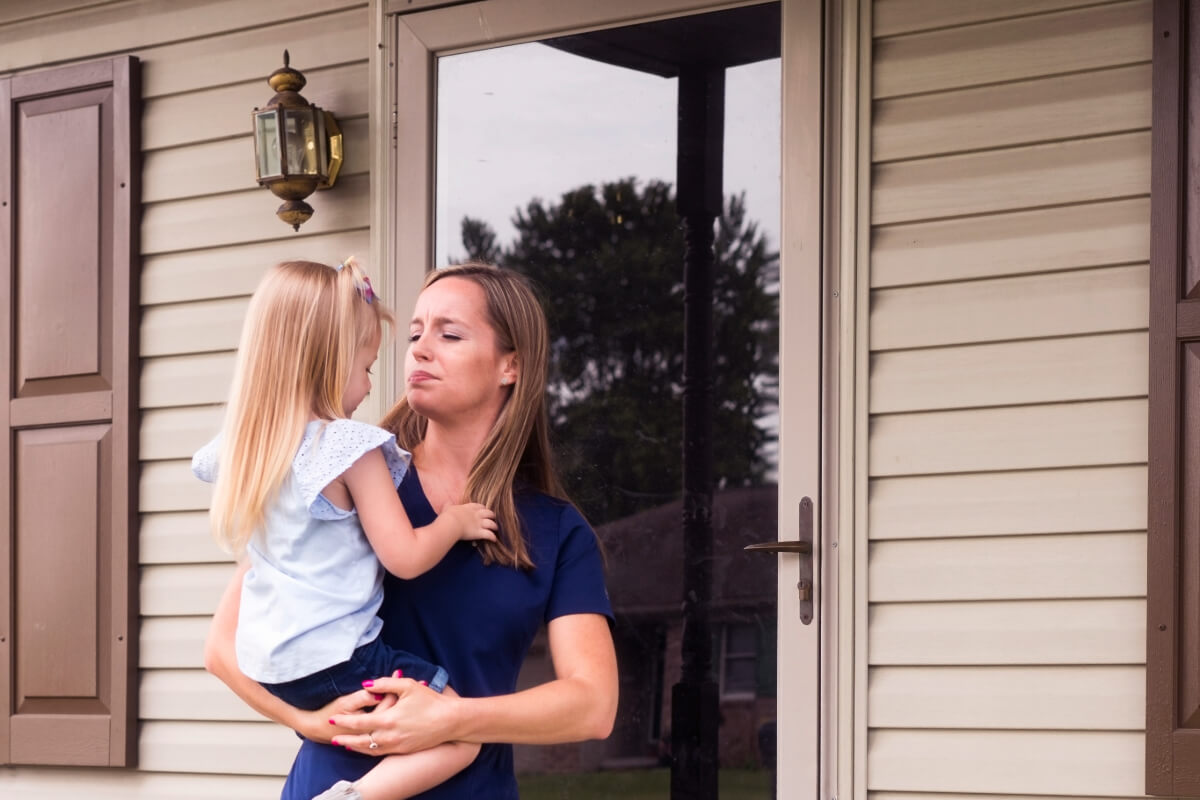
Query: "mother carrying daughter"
192 258 495 800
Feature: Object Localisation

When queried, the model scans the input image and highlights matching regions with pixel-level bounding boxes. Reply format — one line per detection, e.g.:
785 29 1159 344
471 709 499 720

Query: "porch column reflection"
672 64 723 800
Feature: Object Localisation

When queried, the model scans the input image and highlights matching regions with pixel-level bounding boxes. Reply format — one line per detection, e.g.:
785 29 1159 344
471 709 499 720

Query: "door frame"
366 1 857 797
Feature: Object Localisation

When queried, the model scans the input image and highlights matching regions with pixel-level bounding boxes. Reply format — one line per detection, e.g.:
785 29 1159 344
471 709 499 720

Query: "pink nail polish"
419 680 428 686
393 669 401 678
328 719 336 725
331 738 339 746
374 693 384 701
362 679 374 688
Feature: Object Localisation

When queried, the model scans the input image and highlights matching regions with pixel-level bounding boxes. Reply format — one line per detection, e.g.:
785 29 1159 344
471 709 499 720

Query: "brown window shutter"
0 55 140 768
1148 0 1200 793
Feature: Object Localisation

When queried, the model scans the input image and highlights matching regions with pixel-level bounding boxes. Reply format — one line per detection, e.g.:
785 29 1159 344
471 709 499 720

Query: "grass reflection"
519 767 772 799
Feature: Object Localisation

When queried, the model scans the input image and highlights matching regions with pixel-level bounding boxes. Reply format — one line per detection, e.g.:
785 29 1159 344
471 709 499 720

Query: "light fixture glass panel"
314 110 329 178
284 108 320 176
254 110 282 179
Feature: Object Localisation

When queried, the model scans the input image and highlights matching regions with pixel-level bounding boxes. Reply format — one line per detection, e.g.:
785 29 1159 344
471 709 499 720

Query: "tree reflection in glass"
435 8 780 796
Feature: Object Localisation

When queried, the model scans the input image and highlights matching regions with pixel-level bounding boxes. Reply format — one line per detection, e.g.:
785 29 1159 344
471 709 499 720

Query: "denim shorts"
262 635 450 711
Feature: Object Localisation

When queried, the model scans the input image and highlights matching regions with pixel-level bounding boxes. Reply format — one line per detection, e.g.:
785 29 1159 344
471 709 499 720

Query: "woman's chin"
406 396 442 421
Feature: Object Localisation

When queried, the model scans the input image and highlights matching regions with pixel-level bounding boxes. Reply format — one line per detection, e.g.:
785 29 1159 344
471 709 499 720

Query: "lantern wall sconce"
252 50 344 231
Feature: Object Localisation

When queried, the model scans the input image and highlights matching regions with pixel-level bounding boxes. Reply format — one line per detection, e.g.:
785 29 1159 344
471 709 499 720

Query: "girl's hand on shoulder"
329 674 463 755
443 502 498 543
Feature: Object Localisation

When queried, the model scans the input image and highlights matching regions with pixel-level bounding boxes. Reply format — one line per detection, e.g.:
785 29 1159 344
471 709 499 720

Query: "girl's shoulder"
293 419 412 513
303 417 392 448
297 418 401 459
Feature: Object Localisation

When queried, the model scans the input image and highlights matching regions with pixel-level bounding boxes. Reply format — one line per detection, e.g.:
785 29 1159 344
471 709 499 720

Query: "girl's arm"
340 448 496 579
203 561 373 742
328 612 617 754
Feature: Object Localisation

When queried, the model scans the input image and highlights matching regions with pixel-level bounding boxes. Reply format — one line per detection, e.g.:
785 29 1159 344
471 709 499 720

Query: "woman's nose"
410 336 431 361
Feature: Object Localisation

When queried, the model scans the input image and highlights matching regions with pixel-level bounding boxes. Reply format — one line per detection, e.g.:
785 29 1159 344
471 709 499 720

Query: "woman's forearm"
455 613 616 743
204 630 323 738
447 671 615 745
203 561 331 742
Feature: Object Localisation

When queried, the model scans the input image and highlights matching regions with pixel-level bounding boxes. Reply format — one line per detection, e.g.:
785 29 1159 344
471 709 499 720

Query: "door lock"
797 578 812 603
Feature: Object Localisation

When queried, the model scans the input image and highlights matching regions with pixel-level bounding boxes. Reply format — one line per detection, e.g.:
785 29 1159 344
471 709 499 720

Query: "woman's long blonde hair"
210 258 393 553
380 263 565 570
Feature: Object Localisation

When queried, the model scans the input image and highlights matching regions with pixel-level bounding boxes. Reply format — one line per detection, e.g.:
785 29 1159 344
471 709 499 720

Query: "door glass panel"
435 5 781 796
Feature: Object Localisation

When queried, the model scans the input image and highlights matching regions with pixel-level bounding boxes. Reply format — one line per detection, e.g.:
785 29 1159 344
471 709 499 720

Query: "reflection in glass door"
434 5 782 797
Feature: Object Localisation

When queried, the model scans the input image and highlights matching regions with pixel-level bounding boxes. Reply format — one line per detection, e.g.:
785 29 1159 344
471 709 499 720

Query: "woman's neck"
413 419 491 507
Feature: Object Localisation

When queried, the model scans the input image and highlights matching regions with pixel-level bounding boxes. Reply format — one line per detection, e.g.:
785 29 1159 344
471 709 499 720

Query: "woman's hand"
330 677 463 755
303 687 385 744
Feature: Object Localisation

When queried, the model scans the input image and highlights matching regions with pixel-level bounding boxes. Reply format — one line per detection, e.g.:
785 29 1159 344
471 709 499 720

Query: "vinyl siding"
866 1 1151 798
0 0 369 795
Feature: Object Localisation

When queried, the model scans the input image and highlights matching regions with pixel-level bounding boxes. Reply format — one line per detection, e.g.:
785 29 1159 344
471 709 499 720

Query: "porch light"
252 50 344 231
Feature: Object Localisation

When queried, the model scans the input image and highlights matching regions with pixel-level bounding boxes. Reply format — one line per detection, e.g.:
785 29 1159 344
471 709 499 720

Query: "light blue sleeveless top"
192 419 410 683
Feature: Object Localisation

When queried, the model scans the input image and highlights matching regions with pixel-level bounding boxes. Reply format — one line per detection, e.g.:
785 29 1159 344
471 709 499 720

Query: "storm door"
388 1 823 797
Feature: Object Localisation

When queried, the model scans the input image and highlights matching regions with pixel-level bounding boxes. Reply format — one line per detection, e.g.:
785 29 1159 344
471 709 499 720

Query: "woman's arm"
329 612 617 754
204 560 369 743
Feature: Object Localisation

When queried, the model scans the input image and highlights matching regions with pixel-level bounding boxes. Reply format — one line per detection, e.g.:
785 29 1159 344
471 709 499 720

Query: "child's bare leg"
310 743 478 800
353 741 479 800
313 685 479 800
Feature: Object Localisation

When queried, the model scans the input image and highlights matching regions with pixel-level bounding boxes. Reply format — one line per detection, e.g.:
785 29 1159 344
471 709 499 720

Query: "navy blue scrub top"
280 468 613 800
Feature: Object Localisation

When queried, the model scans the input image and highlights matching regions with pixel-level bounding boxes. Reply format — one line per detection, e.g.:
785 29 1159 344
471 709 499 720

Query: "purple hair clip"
334 259 374 304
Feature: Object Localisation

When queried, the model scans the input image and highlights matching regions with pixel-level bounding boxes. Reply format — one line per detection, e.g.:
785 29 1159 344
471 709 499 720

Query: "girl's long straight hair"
210 258 393 554
380 263 565 570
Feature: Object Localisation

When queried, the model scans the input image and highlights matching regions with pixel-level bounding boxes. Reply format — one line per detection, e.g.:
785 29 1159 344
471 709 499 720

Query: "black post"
671 64 724 800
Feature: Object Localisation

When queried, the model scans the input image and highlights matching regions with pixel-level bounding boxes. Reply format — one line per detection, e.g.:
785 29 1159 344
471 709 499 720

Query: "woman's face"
404 277 514 425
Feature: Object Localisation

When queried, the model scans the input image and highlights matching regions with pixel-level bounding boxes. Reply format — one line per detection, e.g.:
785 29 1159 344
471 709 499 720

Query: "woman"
205 263 618 799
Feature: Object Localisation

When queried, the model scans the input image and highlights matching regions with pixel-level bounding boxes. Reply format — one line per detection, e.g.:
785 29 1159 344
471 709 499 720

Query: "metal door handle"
744 540 812 555
743 497 815 624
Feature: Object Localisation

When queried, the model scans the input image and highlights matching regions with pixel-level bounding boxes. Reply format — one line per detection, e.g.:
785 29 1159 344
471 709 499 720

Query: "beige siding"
870 599 1145 664
870 796 1147 800
870 465 1147 540
869 532 1146 602
871 197 1149 288
140 230 369 306
868 730 1144 796
869 665 1144 729
870 332 1148 413
140 617 212 669
0 769 283 799
873 0 1150 98
0 0 369 794
867 1 1151 798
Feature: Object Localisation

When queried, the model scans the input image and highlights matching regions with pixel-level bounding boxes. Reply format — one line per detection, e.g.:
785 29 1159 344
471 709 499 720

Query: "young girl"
192 258 495 800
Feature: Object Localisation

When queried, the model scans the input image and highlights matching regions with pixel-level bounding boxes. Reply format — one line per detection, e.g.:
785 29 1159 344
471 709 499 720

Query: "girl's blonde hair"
380 263 565 570
211 257 393 553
